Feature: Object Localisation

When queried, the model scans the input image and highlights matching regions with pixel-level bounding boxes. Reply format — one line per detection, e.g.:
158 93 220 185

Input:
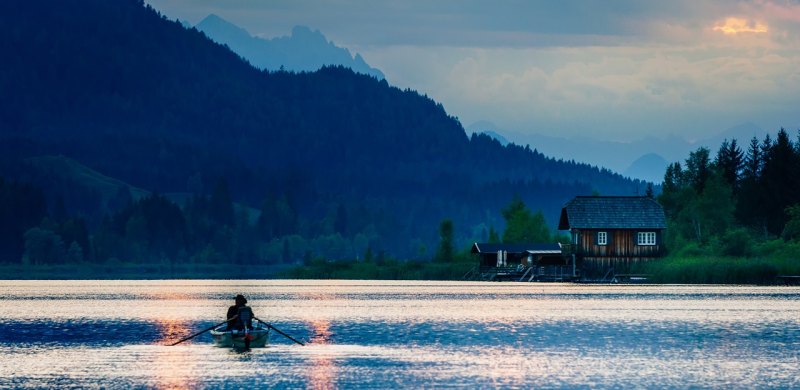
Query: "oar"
254 317 305 346
169 317 235 346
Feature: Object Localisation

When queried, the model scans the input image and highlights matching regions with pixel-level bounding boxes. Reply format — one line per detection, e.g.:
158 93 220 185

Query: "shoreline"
0 263 292 280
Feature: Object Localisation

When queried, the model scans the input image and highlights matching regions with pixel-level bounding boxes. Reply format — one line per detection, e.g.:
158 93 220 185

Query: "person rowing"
226 294 254 331
171 294 304 347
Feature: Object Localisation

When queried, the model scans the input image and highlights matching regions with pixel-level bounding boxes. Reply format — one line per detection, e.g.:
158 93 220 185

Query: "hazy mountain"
692 122 767 152
467 121 509 146
623 153 669 184
195 14 385 80
473 121 771 182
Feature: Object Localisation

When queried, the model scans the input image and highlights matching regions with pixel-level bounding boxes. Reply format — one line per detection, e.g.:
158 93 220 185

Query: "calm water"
1 280 799 389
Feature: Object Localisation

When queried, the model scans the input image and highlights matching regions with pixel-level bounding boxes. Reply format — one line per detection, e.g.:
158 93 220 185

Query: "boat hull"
210 326 270 348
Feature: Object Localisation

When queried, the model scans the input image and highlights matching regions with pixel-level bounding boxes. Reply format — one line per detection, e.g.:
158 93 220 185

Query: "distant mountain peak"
195 15 385 80
200 13 224 23
481 131 509 146
197 14 242 33
623 153 668 184
291 25 323 40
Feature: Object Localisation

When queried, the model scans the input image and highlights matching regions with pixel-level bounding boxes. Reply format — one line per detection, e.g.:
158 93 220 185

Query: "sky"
146 0 800 143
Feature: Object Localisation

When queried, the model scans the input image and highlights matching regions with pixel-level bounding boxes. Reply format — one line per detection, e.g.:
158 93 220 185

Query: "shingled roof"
558 196 666 230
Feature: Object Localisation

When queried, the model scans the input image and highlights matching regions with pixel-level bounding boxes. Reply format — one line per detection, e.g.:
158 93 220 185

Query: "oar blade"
169 318 232 346
254 317 305 346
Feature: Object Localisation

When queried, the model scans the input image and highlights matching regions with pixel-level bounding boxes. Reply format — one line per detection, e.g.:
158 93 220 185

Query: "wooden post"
572 254 576 278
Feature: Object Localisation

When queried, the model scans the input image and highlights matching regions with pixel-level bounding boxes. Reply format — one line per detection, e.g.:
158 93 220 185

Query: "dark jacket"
226 304 254 330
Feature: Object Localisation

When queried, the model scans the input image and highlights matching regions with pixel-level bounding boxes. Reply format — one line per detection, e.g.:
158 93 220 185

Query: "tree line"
6 171 559 269
6 178 392 266
659 128 800 256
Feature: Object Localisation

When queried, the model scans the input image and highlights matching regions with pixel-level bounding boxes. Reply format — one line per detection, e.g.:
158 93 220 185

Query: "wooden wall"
574 229 664 258
573 228 664 276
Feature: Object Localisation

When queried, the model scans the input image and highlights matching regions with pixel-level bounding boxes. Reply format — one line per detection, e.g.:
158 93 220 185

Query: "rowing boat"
210 323 270 348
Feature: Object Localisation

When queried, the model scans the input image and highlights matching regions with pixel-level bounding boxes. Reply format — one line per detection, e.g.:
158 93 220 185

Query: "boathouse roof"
558 196 666 230
471 243 562 254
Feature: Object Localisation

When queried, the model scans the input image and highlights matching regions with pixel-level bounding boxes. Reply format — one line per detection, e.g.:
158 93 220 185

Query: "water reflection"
1 281 799 388
151 347 201 390
151 318 198 389
309 318 333 344
156 318 192 345
307 318 336 389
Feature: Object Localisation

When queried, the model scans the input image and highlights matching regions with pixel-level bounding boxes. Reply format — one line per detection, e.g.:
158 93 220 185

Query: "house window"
638 232 656 246
597 231 607 246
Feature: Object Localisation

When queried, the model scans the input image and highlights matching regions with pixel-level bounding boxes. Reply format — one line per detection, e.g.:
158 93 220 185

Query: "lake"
1 280 799 389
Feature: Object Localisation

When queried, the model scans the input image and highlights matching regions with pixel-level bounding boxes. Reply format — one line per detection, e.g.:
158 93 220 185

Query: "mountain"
467 121 509 146
693 122 766 152
475 122 771 182
0 0 646 261
21 156 149 220
623 153 669 184
195 14 385 80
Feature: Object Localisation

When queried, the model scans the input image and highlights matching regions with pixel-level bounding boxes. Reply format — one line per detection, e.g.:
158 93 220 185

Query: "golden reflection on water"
297 287 338 388
153 319 198 390
156 318 193 346
151 350 199 390
307 318 336 389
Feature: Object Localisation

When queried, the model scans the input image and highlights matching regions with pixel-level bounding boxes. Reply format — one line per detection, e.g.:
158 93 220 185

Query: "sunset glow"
713 17 768 34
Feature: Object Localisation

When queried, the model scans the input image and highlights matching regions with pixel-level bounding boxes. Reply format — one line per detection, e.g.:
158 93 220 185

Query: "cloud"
361 40 800 141
713 17 768 34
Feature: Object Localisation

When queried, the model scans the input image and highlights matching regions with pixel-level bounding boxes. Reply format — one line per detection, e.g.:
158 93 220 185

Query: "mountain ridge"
470 121 770 182
195 14 386 80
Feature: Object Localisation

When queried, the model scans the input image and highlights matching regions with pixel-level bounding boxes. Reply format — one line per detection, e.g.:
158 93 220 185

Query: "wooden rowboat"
210 324 270 348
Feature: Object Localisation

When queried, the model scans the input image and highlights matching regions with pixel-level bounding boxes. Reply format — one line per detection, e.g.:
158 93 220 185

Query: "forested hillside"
660 129 800 251
0 0 646 266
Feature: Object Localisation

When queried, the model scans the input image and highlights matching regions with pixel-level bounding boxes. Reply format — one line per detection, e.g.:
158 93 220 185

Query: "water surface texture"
1 280 799 388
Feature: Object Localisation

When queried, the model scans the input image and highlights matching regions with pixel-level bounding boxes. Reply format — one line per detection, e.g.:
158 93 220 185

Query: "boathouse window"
637 232 656 246
597 231 607 246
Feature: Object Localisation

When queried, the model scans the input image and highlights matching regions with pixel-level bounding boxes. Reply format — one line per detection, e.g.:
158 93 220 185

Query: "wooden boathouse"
468 243 577 282
558 196 666 278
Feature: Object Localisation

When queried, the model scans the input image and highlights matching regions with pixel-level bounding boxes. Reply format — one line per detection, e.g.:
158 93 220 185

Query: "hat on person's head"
235 294 247 304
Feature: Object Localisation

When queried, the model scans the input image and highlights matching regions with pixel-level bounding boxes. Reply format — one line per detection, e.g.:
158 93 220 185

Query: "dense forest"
0 0 648 268
648 129 800 283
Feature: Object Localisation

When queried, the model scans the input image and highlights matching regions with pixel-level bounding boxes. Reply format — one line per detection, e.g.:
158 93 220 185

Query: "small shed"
558 196 666 277
470 242 576 281
471 243 564 268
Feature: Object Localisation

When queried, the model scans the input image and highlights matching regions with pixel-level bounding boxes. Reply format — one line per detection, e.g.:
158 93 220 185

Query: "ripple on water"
1 281 800 388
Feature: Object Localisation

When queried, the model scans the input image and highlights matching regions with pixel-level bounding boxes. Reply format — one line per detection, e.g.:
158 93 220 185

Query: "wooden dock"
464 265 578 282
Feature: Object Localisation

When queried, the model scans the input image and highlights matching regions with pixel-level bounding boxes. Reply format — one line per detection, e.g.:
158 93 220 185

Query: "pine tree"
714 139 743 194
761 129 799 235
435 219 454 262
684 147 711 194
737 136 766 234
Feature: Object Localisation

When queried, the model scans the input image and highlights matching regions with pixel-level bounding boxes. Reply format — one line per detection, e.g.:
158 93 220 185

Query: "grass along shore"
2 255 798 284
640 256 800 284
0 262 294 279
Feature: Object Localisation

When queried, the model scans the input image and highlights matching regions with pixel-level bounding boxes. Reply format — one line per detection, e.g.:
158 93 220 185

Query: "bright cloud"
713 17 768 35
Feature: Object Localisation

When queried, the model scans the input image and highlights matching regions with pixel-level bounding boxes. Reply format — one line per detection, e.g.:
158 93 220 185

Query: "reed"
643 256 800 284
